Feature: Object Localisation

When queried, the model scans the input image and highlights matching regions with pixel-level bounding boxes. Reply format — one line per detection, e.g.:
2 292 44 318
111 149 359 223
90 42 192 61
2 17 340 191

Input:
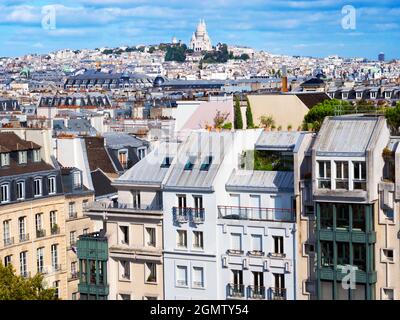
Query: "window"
118 149 128 169
70 231 76 246
120 225 129 245
53 281 59 298
145 262 157 283
384 209 394 221
273 236 284 256
177 230 187 248
34 178 42 197
18 217 27 242
193 231 204 249
318 161 331 189
335 161 349 189
383 288 394 300
0 153 10 167
48 176 56 195
51 244 59 270
232 269 243 286
50 211 58 234
336 204 350 229
4 255 12 267
352 205 366 232
83 228 89 235
18 151 27 164
120 260 130 280
16 181 25 200
161 157 172 168
353 162 366 190
184 157 196 170
200 156 213 171
0 183 9 203
273 273 285 294
304 243 315 255
3 220 11 245
71 261 77 275
137 147 146 160
321 241 334 267
72 293 78 300
33 149 40 162
145 227 156 247
73 172 82 189
35 213 44 237
337 242 350 266
133 191 141 209
353 244 366 271
20 251 27 277
68 202 76 218
320 203 333 229
193 267 204 288
37 247 44 273
230 233 242 252
120 294 131 300
251 234 263 253
176 266 188 287
383 249 394 263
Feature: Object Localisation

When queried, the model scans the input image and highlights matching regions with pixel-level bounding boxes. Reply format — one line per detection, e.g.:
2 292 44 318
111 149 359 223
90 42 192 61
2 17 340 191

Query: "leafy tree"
234 96 243 129
201 43 230 64
260 115 275 130
385 102 400 134
245 97 254 129
0 263 57 300
302 99 352 132
148 46 156 54
213 110 230 129
165 44 187 62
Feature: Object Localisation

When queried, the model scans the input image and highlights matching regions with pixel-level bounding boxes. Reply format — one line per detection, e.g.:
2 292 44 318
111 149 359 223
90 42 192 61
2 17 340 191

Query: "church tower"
189 19 212 52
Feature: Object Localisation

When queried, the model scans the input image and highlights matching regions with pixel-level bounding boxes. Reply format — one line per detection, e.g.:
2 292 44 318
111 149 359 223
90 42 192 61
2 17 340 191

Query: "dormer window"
161 157 173 168
1 153 10 167
184 157 196 171
356 92 362 99
34 178 42 197
137 147 147 160
118 149 128 169
73 171 82 189
33 149 40 162
48 176 57 195
18 151 27 165
0 183 9 203
353 162 366 190
200 156 213 171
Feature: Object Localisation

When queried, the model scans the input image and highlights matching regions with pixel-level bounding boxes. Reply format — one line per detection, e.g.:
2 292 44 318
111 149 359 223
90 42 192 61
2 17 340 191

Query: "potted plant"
277 125 282 131
260 115 275 131
287 124 292 131
51 224 60 235
382 147 394 159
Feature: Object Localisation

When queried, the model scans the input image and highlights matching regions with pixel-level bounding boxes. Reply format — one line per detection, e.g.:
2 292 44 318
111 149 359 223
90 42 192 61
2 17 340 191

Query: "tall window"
70 231 76 246
121 260 130 280
3 220 11 245
37 247 44 273
133 191 141 209
20 251 27 277
145 227 156 247
4 255 12 267
48 176 56 195
176 266 188 287
34 178 42 197
73 172 82 189
353 162 366 190
251 234 263 253
18 151 27 164
0 153 9 167
137 147 146 160
177 195 187 208
335 161 349 190
118 150 128 169
50 211 57 228
18 217 26 242
177 230 187 248
193 267 204 288
0 183 9 203
51 244 58 270
16 181 25 200
145 262 157 283
230 233 242 252
33 149 40 162
318 161 331 189
53 281 59 298
68 202 76 218
193 231 204 249
273 236 284 256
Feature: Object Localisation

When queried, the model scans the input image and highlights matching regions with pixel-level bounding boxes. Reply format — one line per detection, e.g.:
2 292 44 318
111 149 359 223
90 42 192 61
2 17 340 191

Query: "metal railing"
248 286 266 299
227 283 245 298
51 226 60 235
52 264 62 272
193 281 204 288
3 237 14 247
85 201 163 212
69 272 79 280
19 233 30 243
247 250 265 257
218 206 295 222
68 211 78 219
269 252 286 258
173 207 206 223
36 229 46 238
271 287 287 300
227 249 244 256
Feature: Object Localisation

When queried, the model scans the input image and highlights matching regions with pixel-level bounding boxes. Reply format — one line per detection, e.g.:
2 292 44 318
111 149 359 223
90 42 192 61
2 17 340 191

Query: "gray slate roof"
255 131 304 151
316 116 380 156
164 131 235 192
115 141 179 186
226 169 294 193
103 133 147 149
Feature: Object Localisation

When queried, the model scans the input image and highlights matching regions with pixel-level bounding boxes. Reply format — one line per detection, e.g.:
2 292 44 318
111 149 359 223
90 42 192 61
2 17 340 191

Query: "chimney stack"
281 65 288 93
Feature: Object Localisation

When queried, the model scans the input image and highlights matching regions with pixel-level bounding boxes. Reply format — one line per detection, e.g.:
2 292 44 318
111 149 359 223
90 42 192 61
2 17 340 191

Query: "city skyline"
0 0 399 59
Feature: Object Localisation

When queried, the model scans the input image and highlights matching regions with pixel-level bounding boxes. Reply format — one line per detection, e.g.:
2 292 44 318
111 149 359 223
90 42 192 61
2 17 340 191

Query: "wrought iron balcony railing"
248 286 266 299
218 206 295 222
227 283 245 298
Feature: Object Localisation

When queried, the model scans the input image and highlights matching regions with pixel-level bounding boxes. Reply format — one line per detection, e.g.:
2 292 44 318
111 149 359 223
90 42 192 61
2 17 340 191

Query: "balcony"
268 252 286 259
218 206 295 223
19 233 30 243
227 249 245 256
85 201 162 215
3 237 14 247
271 287 287 300
173 207 190 223
227 283 245 299
36 229 46 238
69 272 79 281
248 286 266 299
52 264 62 272
191 208 205 224
51 226 60 235
68 211 78 220
247 250 265 257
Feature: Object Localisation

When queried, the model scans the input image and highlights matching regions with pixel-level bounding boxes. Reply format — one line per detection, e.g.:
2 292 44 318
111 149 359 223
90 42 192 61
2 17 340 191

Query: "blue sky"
0 0 399 59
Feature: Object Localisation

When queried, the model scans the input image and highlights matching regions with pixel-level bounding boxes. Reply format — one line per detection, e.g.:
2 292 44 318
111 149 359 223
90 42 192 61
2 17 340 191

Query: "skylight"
200 156 213 171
